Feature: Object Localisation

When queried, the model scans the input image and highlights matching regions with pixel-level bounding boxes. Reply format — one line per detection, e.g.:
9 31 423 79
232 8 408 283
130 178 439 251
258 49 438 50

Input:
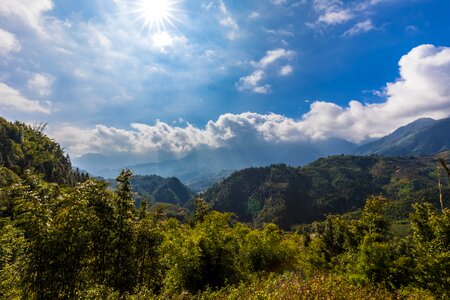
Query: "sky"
1 0 450 163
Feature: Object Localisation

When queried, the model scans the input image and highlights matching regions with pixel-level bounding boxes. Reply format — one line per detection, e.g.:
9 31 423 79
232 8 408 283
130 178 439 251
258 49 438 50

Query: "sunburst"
129 0 183 33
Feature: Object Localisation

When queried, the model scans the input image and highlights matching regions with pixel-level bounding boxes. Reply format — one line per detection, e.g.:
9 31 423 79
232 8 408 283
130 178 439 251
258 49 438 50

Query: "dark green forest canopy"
204 154 450 229
0 117 84 185
1 172 449 298
107 174 195 207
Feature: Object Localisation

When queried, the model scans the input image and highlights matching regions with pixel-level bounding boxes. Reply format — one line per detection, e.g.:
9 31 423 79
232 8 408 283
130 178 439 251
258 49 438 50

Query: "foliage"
204 155 447 229
0 117 86 185
108 174 195 207
0 171 448 298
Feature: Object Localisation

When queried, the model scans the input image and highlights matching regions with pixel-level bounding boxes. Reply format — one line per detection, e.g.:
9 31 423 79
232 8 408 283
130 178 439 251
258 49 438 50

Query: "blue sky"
1 0 450 162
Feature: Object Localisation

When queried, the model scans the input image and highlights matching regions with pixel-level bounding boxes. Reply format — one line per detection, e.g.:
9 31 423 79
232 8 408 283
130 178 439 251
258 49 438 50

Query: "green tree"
112 169 136 294
409 203 450 295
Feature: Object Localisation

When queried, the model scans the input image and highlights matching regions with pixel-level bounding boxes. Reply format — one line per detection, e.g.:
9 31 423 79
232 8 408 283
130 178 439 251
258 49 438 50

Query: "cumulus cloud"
236 70 271 94
312 0 353 26
52 44 450 158
0 29 21 56
28 73 55 96
0 0 54 37
50 112 307 157
237 48 296 93
0 82 51 114
299 44 450 142
343 20 374 37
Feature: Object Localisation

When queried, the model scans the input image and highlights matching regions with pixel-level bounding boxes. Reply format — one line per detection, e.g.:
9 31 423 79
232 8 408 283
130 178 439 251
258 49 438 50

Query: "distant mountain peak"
357 116 450 156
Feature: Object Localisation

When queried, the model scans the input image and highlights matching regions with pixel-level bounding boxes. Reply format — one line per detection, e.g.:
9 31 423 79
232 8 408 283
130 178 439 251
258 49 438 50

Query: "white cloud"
237 48 295 93
318 10 352 25
51 44 450 158
312 0 352 26
150 32 188 52
257 48 296 68
298 44 450 142
263 28 295 37
310 0 384 32
272 0 287 4
28 73 54 96
0 29 21 56
50 112 307 157
343 20 374 37
218 0 240 40
236 70 271 94
0 82 51 114
0 0 54 37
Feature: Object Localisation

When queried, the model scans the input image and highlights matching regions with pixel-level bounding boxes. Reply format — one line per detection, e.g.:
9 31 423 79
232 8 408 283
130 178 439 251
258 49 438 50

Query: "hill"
203 154 449 229
108 174 195 207
0 117 81 185
357 117 450 156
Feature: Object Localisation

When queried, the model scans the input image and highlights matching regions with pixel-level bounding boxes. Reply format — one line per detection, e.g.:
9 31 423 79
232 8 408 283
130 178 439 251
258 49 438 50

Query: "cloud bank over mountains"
50 44 450 159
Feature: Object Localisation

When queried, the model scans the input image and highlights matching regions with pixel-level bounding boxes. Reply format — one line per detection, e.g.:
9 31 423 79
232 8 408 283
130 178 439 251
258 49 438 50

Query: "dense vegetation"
0 117 86 185
107 175 195 208
204 154 450 229
0 170 448 298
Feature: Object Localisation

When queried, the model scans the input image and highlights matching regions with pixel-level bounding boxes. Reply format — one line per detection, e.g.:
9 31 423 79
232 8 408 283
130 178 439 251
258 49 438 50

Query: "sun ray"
127 0 183 34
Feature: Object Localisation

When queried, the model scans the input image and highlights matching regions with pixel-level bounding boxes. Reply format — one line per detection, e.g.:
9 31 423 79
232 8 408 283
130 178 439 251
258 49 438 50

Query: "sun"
132 0 182 33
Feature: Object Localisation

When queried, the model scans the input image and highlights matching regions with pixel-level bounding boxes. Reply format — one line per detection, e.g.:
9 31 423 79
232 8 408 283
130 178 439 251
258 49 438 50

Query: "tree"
193 196 209 224
112 169 136 294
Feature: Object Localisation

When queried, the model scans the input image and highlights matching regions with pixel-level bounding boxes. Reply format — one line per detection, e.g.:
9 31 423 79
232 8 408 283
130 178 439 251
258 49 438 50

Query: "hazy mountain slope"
203 154 448 229
357 117 450 156
121 139 356 190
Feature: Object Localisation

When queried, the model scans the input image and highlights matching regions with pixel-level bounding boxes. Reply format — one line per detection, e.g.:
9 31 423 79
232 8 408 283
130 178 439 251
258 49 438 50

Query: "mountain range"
74 138 357 190
73 116 450 190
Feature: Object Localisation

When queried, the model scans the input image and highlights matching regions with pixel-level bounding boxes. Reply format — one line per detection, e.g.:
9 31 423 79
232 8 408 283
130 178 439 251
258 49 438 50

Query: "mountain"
72 138 356 190
108 174 195 207
0 117 80 185
357 117 450 156
124 139 356 191
203 153 449 229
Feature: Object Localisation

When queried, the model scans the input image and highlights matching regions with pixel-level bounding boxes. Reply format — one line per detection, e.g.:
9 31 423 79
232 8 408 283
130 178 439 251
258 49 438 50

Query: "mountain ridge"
356 117 450 156
203 153 450 229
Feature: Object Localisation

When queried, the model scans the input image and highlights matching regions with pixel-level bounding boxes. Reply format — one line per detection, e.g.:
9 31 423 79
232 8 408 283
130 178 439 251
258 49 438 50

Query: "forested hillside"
204 154 450 229
0 117 84 185
1 171 448 298
108 174 195 207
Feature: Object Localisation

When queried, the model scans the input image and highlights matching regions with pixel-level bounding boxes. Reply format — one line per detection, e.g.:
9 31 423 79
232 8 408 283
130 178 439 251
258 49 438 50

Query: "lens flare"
131 0 182 33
